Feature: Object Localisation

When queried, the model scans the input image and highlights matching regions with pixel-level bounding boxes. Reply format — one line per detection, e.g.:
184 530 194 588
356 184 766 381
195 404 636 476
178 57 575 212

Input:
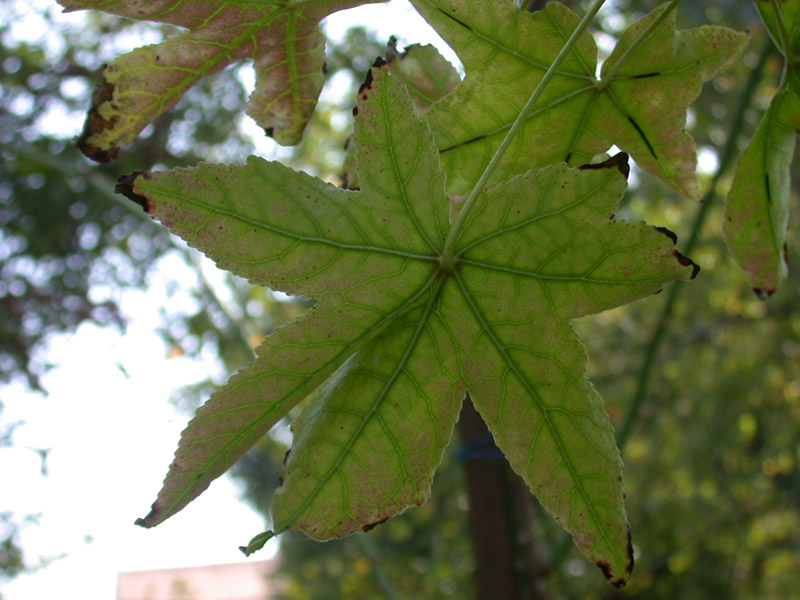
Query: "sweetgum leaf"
386 40 461 111
59 0 383 162
723 1 800 296
410 0 747 198
126 63 697 586
342 40 460 190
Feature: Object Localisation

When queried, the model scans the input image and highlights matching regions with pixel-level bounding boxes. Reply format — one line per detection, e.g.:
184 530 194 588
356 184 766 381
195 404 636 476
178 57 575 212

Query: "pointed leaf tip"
597 526 634 587
416 0 746 197
239 531 277 557
134 503 160 529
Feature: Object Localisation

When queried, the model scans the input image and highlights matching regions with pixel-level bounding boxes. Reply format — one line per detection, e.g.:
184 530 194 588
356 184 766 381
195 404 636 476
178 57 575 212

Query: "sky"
0 1 460 599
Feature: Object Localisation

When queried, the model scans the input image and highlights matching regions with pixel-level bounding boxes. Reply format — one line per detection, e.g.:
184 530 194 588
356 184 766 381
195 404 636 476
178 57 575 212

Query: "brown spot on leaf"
627 115 657 157
579 152 630 180
76 81 120 163
673 250 700 279
442 10 473 31
135 502 161 528
358 57 389 98
115 172 151 212
596 560 614 581
596 560 627 588
362 515 391 532
626 525 635 577
358 66 374 94
654 226 678 244
264 127 274 138
753 287 775 300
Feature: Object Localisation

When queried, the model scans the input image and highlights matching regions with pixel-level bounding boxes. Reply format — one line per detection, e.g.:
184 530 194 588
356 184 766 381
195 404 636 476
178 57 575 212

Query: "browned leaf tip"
386 35 402 62
578 152 630 180
76 81 119 164
358 57 389 97
362 515 391 532
626 524 635 577
115 172 151 212
653 226 699 280
134 502 161 528
596 560 627 589
673 250 700 279
753 287 776 300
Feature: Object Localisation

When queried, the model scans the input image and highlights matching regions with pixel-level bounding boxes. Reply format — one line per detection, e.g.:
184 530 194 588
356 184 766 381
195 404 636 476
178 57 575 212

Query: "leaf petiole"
439 0 608 270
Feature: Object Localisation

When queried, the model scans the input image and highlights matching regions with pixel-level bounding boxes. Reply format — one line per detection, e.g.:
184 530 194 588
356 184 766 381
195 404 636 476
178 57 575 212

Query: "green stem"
600 0 683 83
439 0 608 269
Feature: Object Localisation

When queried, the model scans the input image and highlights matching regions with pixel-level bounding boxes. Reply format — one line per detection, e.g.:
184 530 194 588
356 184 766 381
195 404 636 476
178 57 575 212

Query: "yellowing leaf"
724 1 800 296
123 63 697 586
341 40 459 190
386 39 461 111
59 0 383 162
411 0 747 198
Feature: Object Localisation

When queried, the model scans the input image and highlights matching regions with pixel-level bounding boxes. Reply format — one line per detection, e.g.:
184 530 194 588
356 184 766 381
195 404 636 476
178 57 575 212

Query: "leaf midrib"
147 186 440 263
277 275 448 535
156 269 442 524
453 270 623 569
430 4 594 83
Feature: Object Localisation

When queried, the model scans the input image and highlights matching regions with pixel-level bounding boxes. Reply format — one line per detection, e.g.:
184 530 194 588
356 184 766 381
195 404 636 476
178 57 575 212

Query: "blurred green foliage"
1 0 799 598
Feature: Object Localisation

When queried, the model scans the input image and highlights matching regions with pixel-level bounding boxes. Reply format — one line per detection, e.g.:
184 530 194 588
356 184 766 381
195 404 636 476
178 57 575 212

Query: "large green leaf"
59 0 383 162
723 1 800 297
410 0 747 198
123 62 697 586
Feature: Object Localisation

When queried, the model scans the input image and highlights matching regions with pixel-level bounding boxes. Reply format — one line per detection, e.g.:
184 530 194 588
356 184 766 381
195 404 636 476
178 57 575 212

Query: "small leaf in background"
724 1 800 297
411 0 747 198
123 62 697 586
385 38 461 111
59 0 383 162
